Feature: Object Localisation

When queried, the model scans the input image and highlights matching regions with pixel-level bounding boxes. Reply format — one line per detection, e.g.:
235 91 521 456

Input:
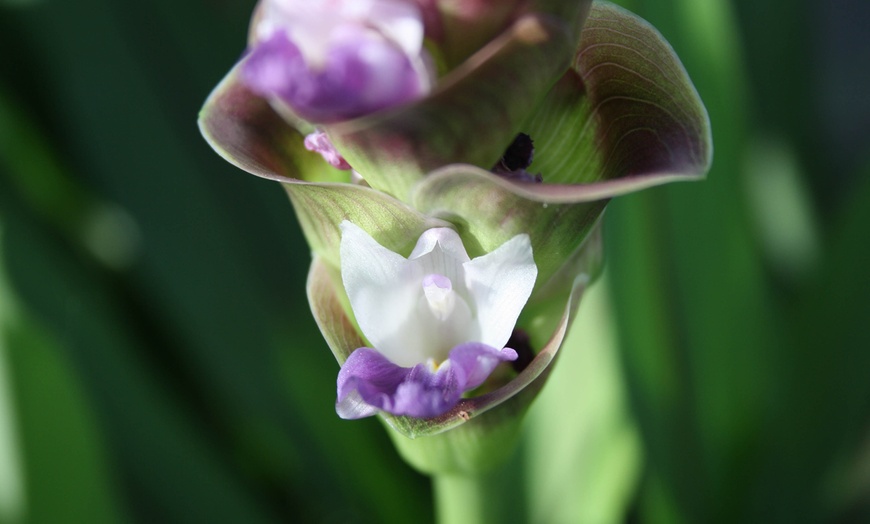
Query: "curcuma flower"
336 221 536 419
199 0 712 472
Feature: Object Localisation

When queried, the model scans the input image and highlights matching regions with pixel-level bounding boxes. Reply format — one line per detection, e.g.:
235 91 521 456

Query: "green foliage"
603 0 870 522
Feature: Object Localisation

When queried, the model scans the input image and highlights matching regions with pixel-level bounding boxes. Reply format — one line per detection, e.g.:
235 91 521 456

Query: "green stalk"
431 453 526 524
433 474 490 524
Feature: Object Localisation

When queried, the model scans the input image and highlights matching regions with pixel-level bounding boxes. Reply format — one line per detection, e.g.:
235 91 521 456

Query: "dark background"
0 0 868 522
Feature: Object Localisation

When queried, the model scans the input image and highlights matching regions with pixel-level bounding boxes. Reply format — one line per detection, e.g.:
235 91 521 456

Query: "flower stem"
432 463 523 524
434 474 487 524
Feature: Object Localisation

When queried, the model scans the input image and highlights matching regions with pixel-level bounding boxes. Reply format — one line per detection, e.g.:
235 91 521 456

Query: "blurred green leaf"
603 0 772 521
0 275 124 524
1 205 281 523
0 87 95 239
603 0 870 522
743 137 820 281
803 160 870 520
1 0 431 520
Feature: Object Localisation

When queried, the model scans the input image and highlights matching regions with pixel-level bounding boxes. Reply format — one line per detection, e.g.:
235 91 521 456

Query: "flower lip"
336 221 537 418
336 343 519 419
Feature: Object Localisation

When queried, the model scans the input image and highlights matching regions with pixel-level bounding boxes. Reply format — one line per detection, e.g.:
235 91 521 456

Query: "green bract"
198 0 711 473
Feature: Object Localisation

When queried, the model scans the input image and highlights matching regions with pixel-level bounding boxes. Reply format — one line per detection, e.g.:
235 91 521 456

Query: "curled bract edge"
199 2 711 206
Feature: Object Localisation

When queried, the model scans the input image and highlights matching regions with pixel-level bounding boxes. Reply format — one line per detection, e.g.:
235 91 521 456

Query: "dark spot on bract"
502 133 535 170
507 328 535 373
492 133 543 183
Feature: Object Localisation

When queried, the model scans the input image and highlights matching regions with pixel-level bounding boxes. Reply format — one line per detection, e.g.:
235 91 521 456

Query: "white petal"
340 224 535 368
367 0 425 56
409 228 470 262
256 0 424 67
340 222 464 367
408 229 472 310
340 221 417 364
463 234 537 349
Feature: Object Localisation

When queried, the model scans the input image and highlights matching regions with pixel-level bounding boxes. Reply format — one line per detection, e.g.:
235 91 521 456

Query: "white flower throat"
421 274 457 321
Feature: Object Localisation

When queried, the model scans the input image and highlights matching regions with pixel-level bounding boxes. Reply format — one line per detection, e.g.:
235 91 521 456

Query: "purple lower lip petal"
336 343 517 419
447 342 518 391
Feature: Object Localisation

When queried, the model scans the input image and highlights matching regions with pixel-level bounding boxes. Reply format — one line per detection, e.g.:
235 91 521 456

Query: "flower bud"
243 0 432 124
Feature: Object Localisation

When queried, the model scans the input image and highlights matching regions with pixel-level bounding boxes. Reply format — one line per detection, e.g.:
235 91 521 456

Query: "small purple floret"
336 343 518 419
242 30 424 123
304 130 351 170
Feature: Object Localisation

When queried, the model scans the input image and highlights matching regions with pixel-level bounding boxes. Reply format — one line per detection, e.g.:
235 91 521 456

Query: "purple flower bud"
242 0 432 123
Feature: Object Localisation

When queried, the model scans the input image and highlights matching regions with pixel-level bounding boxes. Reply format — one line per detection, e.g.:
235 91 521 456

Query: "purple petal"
325 31 424 115
242 32 308 101
447 342 518 391
336 343 518 419
242 29 425 123
337 348 463 419
336 348 411 419
391 364 464 419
